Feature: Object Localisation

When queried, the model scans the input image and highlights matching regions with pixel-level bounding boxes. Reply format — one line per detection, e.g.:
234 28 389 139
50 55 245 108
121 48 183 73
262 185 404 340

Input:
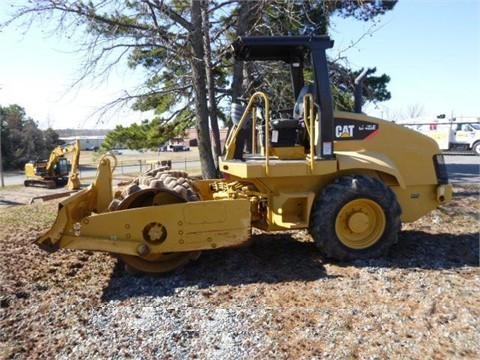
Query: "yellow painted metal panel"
391 184 449 222
183 202 227 224
334 113 440 186
271 192 316 228
336 151 406 188
219 158 337 178
57 199 251 255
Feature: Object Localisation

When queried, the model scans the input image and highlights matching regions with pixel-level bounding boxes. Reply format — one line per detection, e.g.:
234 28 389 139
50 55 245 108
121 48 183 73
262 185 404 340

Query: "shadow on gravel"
0 199 25 206
102 234 336 301
340 231 479 270
102 230 479 301
389 231 479 268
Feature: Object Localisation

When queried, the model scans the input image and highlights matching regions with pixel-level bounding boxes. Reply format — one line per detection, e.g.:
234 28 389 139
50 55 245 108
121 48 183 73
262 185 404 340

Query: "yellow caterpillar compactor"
25 139 81 190
36 36 452 273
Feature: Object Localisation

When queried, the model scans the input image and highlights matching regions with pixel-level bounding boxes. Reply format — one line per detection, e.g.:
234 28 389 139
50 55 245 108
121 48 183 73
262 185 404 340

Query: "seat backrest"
293 84 315 120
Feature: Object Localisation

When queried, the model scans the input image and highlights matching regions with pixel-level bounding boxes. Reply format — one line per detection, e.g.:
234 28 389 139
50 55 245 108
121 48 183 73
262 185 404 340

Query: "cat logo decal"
334 119 379 141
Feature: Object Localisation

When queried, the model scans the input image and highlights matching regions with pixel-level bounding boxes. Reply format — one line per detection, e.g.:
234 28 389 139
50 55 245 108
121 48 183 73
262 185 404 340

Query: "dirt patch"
0 185 478 359
0 186 78 208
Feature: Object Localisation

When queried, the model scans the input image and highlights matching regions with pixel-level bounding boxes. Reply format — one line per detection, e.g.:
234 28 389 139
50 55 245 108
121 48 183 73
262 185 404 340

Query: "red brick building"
185 128 229 147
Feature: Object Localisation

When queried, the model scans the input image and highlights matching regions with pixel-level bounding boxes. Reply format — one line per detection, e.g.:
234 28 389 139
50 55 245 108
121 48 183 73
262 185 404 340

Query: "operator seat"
269 84 315 148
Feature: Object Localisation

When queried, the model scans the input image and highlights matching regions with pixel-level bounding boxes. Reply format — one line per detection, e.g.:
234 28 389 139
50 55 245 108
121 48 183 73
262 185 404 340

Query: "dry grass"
80 148 201 166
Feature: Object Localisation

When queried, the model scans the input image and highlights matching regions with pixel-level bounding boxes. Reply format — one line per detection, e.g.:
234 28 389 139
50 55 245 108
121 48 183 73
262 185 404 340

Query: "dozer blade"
35 186 98 252
37 197 252 255
36 155 115 252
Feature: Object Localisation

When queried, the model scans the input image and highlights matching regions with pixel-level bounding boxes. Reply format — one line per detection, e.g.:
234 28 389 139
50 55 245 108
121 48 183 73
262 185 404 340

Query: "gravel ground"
0 185 479 359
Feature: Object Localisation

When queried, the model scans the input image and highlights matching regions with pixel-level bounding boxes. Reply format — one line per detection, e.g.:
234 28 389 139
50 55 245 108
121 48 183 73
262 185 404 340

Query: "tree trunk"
190 0 217 179
201 1 221 173
226 1 259 153
230 1 254 104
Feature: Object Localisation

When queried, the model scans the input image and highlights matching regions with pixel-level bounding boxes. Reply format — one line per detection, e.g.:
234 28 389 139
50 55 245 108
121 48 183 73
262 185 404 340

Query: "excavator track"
24 179 57 189
113 171 201 274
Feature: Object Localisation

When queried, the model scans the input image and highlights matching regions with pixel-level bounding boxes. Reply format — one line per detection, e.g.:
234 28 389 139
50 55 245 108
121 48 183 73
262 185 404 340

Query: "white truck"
398 116 480 155
160 137 190 152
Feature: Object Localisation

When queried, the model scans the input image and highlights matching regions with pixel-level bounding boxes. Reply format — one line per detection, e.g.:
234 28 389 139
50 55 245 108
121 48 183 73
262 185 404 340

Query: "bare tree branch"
149 0 193 31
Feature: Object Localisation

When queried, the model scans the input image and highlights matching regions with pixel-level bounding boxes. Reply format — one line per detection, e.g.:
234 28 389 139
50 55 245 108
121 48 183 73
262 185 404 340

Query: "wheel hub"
335 198 386 249
347 212 370 233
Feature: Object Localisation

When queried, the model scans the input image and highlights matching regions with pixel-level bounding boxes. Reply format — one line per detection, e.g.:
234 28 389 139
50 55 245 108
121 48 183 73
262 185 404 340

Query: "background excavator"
24 139 81 190
35 36 452 274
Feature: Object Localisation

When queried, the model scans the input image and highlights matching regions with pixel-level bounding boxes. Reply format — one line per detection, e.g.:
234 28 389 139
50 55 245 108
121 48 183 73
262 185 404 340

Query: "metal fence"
78 158 202 179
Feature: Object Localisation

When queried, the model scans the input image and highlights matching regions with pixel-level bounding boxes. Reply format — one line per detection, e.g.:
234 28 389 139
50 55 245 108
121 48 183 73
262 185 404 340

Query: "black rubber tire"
472 141 480 155
309 175 401 261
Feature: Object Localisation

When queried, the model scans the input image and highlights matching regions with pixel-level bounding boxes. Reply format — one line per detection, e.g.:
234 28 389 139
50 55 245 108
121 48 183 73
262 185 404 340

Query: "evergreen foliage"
0 105 62 170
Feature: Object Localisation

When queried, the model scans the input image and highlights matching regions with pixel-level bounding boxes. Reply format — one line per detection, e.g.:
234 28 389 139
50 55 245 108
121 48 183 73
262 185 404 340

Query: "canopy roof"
232 36 334 63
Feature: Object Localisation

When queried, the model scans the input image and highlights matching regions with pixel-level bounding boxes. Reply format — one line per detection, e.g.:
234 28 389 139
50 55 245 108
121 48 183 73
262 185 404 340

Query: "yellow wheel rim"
335 198 386 249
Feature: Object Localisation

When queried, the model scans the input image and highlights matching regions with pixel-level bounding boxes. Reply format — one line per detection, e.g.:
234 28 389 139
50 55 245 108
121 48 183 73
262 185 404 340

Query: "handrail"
251 107 258 155
223 92 319 175
303 93 315 171
224 92 270 174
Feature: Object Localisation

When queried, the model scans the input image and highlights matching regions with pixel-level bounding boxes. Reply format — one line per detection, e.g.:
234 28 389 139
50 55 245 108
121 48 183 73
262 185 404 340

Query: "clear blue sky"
331 0 480 119
0 0 479 129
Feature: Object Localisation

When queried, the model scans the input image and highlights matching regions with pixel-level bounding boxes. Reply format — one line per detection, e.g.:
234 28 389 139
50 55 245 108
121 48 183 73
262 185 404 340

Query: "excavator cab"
53 157 70 177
